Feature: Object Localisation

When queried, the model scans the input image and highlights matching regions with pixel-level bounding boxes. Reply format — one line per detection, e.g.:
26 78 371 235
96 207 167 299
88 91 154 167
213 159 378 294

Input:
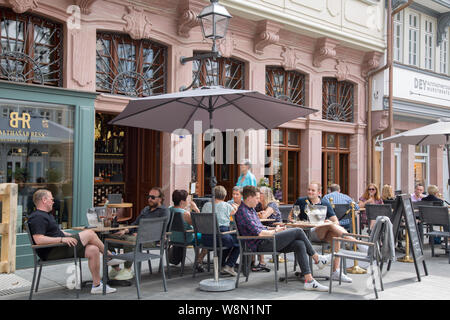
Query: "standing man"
322 183 359 231
290 181 354 283
236 159 257 188
109 187 170 280
27 189 118 294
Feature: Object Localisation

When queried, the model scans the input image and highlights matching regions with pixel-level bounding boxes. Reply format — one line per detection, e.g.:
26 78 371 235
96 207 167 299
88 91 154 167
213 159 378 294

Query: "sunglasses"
147 194 160 200
368 188 376 191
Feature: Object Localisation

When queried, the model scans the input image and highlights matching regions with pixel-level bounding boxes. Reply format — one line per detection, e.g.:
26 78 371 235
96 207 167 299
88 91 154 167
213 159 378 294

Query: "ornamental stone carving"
335 60 350 82
281 46 298 71
254 20 282 55
74 0 97 15
8 0 38 13
361 51 382 77
313 37 339 68
218 33 235 58
178 8 200 38
123 6 153 40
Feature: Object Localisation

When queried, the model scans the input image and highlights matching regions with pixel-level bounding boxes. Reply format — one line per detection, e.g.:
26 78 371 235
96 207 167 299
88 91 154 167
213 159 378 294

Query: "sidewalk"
1 243 449 300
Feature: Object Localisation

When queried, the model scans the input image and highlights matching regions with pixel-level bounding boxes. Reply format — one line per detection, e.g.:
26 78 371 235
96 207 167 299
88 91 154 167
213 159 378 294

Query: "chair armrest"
332 237 374 247
220 230 236 235
237 235 274 240
345 233 370 239
104 238 136 246
31 243 68 249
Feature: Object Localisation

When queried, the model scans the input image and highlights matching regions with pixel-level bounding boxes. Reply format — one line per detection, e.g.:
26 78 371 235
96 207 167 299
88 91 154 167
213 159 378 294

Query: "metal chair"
192 197 212 212
419 205 450 263
278 204 292 222
366 204 393 233
25 221 82 300
103 217 168 299
234 225 288 292
329 216 391 299
167 209 195 276
191 212 233 277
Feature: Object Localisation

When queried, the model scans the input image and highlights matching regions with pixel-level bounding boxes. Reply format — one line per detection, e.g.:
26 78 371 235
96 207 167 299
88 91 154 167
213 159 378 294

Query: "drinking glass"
293 205 300 222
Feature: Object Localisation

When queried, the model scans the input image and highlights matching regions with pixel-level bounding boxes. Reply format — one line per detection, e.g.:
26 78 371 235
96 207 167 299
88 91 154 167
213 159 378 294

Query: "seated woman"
169 190 203 271
421 185 444 205
381 184 395 201
227 186 243 214
358 183 383 230
201 186 240 276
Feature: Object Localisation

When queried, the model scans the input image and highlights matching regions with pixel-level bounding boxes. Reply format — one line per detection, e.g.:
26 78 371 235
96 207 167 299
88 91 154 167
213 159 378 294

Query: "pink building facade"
0 0 387 210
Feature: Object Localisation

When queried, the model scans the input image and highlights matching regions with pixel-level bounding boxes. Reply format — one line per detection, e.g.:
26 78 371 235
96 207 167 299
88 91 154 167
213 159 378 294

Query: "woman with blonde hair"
422 185 444 205
258 186 281 224
358 183 383 231
381 184 395 201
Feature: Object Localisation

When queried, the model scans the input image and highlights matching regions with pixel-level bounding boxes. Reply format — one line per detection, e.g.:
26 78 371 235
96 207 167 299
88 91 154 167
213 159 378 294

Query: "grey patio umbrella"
110 86 317 290
381 118 450 196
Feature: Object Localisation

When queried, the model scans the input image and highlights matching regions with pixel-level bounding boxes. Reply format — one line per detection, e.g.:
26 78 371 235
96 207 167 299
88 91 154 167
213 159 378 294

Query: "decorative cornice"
313 37 339 68
254 20 282 55
280 46 298 71
7 0 38 13
178 8 200 38
122 5 153 40
73 0 97 15
217 33 235 58
361 51 383 77
335 59 350 82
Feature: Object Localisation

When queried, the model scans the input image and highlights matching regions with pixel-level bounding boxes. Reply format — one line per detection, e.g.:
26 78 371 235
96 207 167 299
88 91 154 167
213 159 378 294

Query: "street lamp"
180 0 232 65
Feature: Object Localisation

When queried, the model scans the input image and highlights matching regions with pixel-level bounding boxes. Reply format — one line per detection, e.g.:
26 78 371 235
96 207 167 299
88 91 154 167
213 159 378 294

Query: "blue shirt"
236 171 257 187
201 201 233 227
322 191 359 226
293 197 336 221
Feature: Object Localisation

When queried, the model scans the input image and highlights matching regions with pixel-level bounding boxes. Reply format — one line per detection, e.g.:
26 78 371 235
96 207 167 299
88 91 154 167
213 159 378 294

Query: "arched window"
29 148 42 157
96 32 167 97
265 67 305 106
0 7 63 86
322 78 354 123
191 54 245 89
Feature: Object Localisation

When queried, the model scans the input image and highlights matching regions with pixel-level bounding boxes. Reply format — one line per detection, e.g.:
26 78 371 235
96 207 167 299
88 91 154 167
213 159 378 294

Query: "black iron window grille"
322 78 354 123
96 32 167 97
265 67 305 106
190 53 245 89
0 7 63 86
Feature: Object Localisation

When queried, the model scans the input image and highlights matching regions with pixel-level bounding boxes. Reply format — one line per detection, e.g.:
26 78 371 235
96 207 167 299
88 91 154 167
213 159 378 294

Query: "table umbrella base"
346 265 367 274
199 278 236 292
398 255 414 263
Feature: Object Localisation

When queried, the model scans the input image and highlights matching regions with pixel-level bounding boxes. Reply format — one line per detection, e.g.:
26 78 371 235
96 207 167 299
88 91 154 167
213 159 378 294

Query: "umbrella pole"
199 98 235 292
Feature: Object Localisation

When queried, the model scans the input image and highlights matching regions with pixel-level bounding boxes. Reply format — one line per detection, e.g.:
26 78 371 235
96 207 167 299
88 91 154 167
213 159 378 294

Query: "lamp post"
180 0 232 91
180 0 235 292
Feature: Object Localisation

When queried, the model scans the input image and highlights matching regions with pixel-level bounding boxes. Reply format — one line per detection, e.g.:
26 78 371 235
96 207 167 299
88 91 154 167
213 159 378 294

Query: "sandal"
258 264 271 272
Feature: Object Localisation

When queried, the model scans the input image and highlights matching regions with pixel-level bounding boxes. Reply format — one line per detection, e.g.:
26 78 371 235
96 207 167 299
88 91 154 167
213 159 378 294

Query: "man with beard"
108 187 170 280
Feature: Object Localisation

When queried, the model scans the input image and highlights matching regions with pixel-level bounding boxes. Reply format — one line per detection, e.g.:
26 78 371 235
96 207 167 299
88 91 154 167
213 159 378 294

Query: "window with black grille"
322 78 354 122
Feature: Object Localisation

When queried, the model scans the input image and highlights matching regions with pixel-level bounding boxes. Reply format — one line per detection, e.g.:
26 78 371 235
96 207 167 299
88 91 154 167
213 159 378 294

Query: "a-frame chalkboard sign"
392 194 428 281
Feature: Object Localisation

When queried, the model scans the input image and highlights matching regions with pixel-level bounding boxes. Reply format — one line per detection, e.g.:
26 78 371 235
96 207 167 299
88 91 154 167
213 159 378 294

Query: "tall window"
322 133 350 196
424 20 434 70
96 32 167 97
394 12 403 62
265 67 306 106
0 7 63 86
265 128 301 203
408 13 419 67
191 54 245 89
322 78 354 123
414 145 429 187
440 34 448 74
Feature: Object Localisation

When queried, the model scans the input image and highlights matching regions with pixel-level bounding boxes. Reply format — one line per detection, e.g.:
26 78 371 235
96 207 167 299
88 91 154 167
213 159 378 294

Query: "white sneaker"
108 268 120 280
316 254 331 270
222 265 237 277
304 279 328 292
91 282 117 295
331 270 353 283
114 268 134 280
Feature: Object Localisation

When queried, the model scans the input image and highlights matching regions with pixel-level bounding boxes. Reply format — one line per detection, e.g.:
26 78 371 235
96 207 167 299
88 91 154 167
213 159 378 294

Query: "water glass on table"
293 205 300 222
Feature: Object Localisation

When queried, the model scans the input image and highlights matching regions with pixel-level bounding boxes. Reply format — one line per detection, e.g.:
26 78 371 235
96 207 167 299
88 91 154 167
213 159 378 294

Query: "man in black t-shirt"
27 189 118 294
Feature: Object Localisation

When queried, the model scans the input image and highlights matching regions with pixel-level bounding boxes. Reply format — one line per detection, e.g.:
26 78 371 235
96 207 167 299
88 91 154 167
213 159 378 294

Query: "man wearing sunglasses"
108 187 170 281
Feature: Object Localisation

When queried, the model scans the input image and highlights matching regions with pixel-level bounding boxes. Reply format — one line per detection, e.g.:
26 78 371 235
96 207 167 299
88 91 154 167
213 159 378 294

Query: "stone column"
429 146 444 192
